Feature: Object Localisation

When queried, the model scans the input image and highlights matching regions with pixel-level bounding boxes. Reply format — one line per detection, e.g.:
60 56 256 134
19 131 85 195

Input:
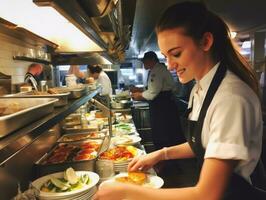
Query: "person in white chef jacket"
131 51 185 150
87 65 113 105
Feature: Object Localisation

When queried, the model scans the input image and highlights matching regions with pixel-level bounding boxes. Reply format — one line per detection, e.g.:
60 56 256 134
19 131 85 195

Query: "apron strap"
194 62 227 162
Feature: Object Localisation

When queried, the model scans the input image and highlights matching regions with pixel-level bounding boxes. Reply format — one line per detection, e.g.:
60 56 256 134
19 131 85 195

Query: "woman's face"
158 27 212 83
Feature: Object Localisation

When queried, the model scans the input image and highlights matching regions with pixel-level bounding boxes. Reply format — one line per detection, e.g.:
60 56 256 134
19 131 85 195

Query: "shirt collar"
196 61 221 93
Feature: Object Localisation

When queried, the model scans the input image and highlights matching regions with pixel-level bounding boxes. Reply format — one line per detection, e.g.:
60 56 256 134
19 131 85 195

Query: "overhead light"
0 0 103 52
230 31 237 39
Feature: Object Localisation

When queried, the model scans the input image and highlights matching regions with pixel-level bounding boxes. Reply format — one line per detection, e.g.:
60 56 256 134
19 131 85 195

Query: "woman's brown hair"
156 1 259 97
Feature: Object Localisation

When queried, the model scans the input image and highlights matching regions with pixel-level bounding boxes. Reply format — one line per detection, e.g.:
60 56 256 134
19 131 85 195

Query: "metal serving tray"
57 131 107 143
0 98 58 138
34 139 104 176
52 86 88 99
4 91 70 107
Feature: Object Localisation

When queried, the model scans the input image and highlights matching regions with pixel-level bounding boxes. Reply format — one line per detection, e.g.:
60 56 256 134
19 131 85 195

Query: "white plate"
33 171 99 199
106 172 164 189
111 135 142 146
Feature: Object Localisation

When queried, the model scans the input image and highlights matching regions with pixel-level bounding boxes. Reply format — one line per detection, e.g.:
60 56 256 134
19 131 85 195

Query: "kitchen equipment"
0 98 58 138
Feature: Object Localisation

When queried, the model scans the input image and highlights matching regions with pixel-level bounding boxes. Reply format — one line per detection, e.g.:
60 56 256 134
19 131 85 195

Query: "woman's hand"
128 150 163 172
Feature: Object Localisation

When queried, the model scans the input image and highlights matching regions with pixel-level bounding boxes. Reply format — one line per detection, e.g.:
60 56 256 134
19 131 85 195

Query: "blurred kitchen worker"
87 65 113 105
131 51 185 150
68 65 86 83
24 63 44 90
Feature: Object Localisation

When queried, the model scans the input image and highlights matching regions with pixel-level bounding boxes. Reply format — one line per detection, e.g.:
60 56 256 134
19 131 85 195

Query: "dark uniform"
143 62 185 150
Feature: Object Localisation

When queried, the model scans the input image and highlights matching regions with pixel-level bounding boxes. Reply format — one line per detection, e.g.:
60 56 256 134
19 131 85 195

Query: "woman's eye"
173 52 181 58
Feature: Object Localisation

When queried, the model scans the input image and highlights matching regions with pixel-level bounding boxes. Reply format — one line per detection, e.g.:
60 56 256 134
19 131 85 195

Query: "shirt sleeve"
204 95 254 161
142 68 163 100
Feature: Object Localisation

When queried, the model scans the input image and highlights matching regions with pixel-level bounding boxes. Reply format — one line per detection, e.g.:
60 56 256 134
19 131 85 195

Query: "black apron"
149 91 185 150
182 62 266 199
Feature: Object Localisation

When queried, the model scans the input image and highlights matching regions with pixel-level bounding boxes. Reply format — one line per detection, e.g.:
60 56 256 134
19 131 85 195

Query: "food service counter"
0 88 100 165
0 88 101 200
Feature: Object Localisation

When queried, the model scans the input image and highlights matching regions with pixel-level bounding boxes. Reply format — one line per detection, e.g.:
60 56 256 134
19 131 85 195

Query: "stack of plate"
32 171 99 200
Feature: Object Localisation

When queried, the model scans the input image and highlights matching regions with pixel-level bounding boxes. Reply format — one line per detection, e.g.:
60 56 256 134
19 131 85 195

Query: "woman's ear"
200 32 214 51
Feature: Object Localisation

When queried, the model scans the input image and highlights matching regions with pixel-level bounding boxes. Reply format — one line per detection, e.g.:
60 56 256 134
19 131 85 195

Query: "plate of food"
107 172 164 189
32 168 99 198
113 123 136 135
111 135 141 146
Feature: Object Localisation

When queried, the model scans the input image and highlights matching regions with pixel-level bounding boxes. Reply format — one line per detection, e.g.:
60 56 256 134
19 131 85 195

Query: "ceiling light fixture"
0 0 103 52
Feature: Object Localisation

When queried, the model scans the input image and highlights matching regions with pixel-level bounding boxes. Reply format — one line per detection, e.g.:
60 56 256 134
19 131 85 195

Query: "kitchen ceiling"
125 0 266 60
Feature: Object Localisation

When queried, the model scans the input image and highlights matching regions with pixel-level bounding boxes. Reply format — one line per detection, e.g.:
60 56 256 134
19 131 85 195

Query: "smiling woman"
93 2 265 200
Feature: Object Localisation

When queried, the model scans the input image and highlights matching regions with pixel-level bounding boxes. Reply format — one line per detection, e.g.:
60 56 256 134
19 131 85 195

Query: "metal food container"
34 139 104 176
57 131 107 143
3 91 70 107
0 98 58 138
52 86 88 99
69 88 87 99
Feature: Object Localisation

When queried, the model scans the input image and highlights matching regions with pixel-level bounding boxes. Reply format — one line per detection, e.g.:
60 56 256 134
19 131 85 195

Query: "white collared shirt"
97 71 113 96
188 62 263 181
142 63 176 100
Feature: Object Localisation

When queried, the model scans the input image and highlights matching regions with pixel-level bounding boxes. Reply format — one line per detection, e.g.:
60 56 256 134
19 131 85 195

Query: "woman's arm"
128 142 195 172
164 142 195 160
95 158 237 200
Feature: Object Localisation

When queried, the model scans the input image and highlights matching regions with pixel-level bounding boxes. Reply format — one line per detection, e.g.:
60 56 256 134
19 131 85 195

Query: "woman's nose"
167 58 177 71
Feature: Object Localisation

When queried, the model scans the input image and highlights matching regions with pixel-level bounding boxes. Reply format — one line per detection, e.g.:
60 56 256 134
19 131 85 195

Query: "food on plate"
115 172 147 185
99 146 137 161
112 135 133 145
112 123 135 136
40 168 90 192
64 167 79 184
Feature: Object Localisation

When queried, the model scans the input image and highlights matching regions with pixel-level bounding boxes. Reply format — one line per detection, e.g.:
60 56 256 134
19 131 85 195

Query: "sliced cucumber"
50 177 70 191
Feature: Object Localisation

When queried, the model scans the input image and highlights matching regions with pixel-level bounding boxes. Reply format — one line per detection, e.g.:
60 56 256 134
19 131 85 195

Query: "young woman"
93 2 264 200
